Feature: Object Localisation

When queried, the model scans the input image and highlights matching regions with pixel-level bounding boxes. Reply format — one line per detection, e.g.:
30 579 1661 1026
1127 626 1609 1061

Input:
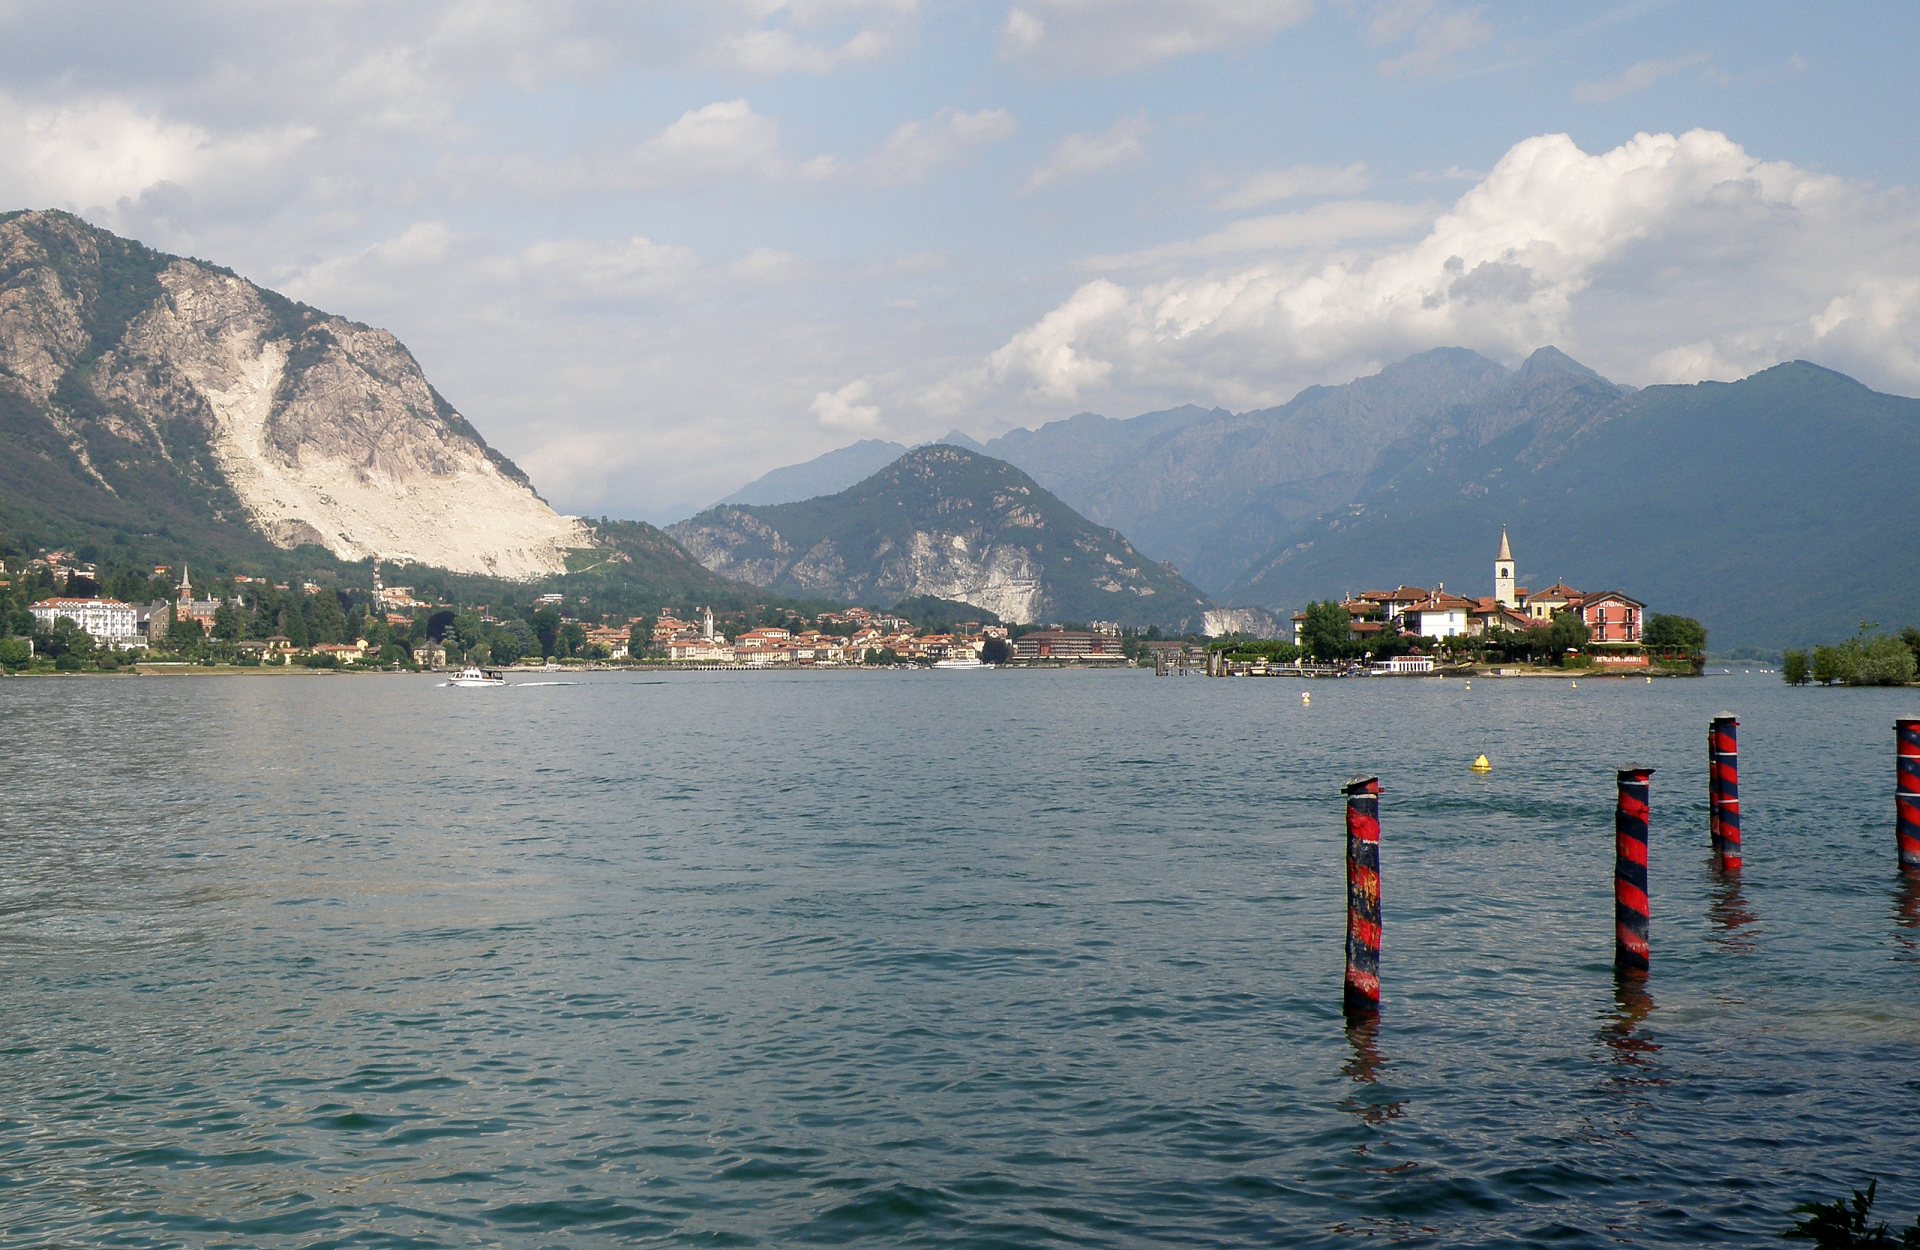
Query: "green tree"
166 616 205 650
1298 600 1352 661
629 617 655 660
279 604 310 648
529 606 562 659
1782 650 1810 685
304 591 350 644
491 619 538 666
1853 635 1917 686
450 612 484 655
211 600 244 642
1812 644 1851 686
1547 611 1590 660
0 636 32 670
1643 613 1707 654
980 636 1012 665
558 620 586 659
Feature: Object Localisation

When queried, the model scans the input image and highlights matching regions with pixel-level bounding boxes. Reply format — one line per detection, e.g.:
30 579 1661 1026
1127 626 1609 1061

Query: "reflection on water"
1894 876 1920 958
1707 868 1758 953
1600 978 1664 1076
1339 1017 1407 1166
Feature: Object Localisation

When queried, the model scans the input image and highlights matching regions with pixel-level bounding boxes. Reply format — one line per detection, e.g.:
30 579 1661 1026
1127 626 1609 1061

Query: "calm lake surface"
3 667 1918 1247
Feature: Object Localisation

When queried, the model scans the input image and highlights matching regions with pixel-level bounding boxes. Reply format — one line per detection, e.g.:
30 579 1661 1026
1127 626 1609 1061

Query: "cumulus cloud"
1212 162 1372 211
1573 52 1712 104
999 0 1313 73
0 89 313 219
943 130 1920 415
865 107 1017 186
1024 113 1149 192
811 378 885 430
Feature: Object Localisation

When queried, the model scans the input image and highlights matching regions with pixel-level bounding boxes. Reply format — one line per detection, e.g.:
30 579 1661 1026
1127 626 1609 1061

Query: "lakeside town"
0 547 1155 674
11 526 1910 683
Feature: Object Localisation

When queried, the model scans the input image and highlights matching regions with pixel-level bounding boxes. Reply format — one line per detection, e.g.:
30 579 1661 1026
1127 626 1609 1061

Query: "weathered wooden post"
1614 766 1653 977
1710 715 1740 872
1898 719 1920 874
1343 776 1382 1017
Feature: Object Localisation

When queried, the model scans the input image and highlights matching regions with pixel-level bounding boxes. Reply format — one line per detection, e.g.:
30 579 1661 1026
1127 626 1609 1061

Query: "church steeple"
1494 528 1516 609
177 563 193 602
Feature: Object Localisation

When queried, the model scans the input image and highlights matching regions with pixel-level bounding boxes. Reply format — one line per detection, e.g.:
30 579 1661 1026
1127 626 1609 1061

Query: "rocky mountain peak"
0 211 585 579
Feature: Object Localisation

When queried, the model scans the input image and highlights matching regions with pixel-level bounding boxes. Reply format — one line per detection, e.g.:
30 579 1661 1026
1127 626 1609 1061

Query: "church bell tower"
1494 528 1516 609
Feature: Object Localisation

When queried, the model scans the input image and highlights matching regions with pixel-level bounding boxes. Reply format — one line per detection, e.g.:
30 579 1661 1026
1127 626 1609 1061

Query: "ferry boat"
931 654 988 670
448 666 507 687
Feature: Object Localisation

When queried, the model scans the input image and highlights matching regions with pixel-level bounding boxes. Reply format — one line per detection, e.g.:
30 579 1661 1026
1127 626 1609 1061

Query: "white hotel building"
28 598 145 649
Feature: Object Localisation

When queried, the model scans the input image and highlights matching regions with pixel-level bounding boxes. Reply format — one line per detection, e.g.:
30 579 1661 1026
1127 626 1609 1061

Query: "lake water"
2 667 1918 1247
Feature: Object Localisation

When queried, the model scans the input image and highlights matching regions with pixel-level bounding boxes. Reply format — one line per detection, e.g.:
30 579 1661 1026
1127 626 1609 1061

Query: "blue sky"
2 1 1916 521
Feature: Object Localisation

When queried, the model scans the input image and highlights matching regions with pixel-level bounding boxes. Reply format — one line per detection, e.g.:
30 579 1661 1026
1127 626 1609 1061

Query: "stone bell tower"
1494 528 1516 610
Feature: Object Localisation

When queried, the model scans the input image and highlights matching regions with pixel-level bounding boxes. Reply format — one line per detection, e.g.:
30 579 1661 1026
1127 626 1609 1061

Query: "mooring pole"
1343 775 1382 1017
1898 719 1920 875
1614 766 1654 977
1710 715 1741 872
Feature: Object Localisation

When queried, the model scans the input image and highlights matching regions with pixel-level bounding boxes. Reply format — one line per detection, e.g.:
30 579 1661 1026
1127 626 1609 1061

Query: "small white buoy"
1645 675 1652 684
1570 680 1579 690
1301 690 1310 705
1464 680 1472 691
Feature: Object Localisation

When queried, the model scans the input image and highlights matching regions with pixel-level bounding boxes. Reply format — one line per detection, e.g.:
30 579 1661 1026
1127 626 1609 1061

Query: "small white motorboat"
448 666 507 687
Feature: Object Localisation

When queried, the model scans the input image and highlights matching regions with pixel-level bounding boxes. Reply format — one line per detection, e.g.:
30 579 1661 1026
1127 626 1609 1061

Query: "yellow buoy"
1301 691 1311 705
1471 754 1492 773
1571 681 1579 690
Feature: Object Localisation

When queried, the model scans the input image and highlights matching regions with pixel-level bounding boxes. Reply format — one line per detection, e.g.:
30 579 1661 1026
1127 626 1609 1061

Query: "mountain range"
7 211 1912 649
720 349 1920 648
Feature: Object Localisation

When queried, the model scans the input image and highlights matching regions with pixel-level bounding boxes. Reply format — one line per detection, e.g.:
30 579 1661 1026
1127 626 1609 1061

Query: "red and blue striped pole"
1343 775 1382 1018
1898 719 1920 874
1710 715 1741 872
1615 766 1654 977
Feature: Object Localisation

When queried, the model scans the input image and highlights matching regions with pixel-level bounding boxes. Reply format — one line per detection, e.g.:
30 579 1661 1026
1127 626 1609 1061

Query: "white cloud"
1024 113 1150 192
942 130 1920 415
0 90 313 217
1573 52 1711 104
706 0 918 74
620 99 838 186
986 279 1131 399
811 378 884 430
1086 200 1433 270
865 107 1017 186
1213 162 1372 211
1365 1 1495 79
999 0 1313 73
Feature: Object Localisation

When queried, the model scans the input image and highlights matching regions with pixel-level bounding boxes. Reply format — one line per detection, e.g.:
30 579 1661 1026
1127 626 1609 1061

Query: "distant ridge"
670 444 1212 629
714 438 908 508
